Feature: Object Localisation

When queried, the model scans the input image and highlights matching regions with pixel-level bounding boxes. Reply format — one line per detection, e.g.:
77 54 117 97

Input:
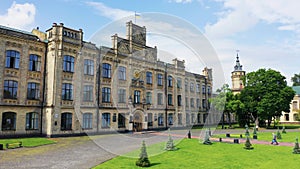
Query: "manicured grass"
94 138 300 169
0 137 56 149
213 131 300 143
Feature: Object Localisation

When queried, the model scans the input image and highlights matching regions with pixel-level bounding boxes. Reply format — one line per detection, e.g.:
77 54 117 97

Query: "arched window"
61 113 72 130
26 112 38 130
168 76 173 87
102 113 110 128
134 90 141 104
2 112 16 130
29 54 41 71
63 55 74 72
102 63 111 78
5 50 20 69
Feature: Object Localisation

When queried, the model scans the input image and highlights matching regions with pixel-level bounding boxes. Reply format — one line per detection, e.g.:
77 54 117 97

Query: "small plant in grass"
136 140 150 167
282 126 287 134
253 127 257 136
276 128 282 139
245 124 250 137
293 138 300 154
165 128 177 151
202 129 212 145
244 136 254 150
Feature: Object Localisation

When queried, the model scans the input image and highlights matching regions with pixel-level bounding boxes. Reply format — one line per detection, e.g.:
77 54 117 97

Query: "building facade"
280 86 300 123
0 21 213 137
231 52 245 95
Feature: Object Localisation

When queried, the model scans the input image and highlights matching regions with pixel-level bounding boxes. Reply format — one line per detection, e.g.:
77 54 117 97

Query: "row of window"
4 80 40 100
2 112 39 130
6 50 41 71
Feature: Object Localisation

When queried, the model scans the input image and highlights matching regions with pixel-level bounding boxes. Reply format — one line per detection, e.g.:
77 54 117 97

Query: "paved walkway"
0 129 297 169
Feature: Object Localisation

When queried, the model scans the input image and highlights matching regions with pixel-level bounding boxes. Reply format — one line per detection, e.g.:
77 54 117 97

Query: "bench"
6 142 22 149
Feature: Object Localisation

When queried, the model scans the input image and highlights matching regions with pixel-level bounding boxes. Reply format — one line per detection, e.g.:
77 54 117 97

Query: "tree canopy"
240 68 295 127
291 73 300 86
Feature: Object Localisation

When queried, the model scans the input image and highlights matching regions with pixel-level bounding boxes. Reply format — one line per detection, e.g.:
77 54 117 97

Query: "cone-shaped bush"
245 124 250 137
244 136 254 150
202 129 212 145
165 129 177 151
282 126 287 134
276 128 282 139
253 127 257 136
136 140 151 167
293 138 300 154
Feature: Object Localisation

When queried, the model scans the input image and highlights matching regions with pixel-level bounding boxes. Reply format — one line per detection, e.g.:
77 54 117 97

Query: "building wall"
0 21 213 137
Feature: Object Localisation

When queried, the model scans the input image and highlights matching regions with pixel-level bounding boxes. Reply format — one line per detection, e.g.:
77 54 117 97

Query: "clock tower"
231 51 246 95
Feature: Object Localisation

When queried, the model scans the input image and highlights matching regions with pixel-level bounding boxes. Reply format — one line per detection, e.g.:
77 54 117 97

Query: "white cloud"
0 2 36 30
85 1 133 20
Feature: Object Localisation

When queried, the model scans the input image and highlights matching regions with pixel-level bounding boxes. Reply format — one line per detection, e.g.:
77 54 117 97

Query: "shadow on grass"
150 162 161 167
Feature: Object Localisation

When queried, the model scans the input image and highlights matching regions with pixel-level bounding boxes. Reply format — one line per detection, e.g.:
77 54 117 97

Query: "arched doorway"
133 111 143 132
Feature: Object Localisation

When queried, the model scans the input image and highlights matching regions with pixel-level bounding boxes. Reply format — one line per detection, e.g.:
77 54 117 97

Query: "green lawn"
0 137 56 149
94 138 300 169
213 131 300 143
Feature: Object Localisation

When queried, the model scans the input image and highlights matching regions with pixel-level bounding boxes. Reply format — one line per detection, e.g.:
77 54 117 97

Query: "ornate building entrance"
133 111 143 132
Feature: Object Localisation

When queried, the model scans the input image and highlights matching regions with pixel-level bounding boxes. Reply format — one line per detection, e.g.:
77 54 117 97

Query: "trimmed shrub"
165 129 177 151
136 140 151 167
203 129 212 145
293 138 300 154
244 136 254 150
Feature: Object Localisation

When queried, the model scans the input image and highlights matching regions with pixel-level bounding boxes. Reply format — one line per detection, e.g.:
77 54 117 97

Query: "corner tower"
231 51 245 94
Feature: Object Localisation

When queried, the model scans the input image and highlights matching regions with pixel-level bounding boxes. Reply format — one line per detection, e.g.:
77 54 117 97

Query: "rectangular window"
178 114 182 125
4 80 18 99
196 84 200 93
118 66 126 80
158 113 164 126
177 95 182 106
168 94 173 105
157 93 163 105
5 50 20 69
113 113 117 122
190 82 194 92
168 113 173 125
293 101 298 110
62 83 73 100
207 86 211 95
27 83 40 100
185 97 189 108
191 114 195 124
102 113 110 128
197 99 200 108
148 113 153 127
118 89 126 103
146 92 152 104
185 81 188 92
134 90 141 104
197 113 201 123
63 55 74 72
177 78 182 88
26 112 38 130
29 54 41 71
186 113 190 125
202 85 206 94
102 63 111 78
61 113 72 130
84 59 94 75
83 113 93 129
202 99 207 109
102 87 111 103
118 113 126 128
168 76 173 87
190 98 194 108
157 74 163 86
83 85 93 101
146 72 152 84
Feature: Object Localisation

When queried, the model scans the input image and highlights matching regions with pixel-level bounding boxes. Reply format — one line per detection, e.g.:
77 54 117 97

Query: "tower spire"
234 50 243 71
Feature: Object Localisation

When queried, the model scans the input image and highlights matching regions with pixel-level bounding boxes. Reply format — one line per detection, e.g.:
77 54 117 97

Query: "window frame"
83 85 93 102
102 113 111 128
2 112 16 131
84 59 94 75
5 50 20 69
26 112 39 130
63 55 75 73
146 72 153 84
118 66 126 80
102 87 111 103
157 74 163 86
27 82 40 100
102 63 111 78
61 113 72 130
82 113 93 129
62 83 73 100
29 54 41 72
4 80 18 99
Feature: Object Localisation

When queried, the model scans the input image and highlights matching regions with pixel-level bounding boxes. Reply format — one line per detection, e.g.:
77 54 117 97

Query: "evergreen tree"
276 128 282 139
253 127 257 136
293 138 300 154
202 129 212 145
282 126 287 134
244 136 254 150
245 124 250 137
136 140 151 167
165 129 177 151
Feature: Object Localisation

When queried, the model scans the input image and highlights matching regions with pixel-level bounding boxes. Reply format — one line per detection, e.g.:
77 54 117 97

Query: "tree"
291 73 300 86
240 69 295 127
276 128 282 140
293 138 300 154
136 140 151 167
165 129 177 151
202 129 212 145
210 84 245 128
244 136 254 150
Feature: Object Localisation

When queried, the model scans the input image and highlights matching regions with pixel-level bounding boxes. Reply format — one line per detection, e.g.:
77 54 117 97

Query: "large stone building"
0 21 213 137
280 86 300 123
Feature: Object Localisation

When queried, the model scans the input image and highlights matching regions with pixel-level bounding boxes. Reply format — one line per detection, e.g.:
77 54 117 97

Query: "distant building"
280 86 300 123
231 52 245 95
0 21 213 137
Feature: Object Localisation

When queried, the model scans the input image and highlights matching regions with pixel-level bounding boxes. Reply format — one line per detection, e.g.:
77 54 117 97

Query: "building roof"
0 25 34 36
292 86 300 95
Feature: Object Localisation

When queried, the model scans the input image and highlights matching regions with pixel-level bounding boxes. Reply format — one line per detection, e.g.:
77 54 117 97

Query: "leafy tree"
291 73 300 86
210 84 245 128
240 69 295 127
136 140 150 167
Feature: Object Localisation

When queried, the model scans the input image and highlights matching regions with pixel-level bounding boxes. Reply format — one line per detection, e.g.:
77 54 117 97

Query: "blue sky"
1 0 299 90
